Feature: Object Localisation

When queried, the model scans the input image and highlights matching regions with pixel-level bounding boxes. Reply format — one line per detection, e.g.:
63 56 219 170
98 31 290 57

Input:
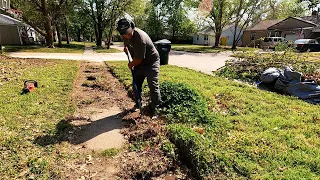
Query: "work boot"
130 104 140 112
150 105 160 119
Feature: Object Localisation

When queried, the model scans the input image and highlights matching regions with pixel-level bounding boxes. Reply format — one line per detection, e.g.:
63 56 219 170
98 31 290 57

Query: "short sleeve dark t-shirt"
124 28 160 69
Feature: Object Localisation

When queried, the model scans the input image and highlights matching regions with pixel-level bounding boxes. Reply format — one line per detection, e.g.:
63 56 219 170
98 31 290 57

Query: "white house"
0 0 39 45
0 14 39 45
0 0 10 10
193 25 243 46
0 0 38 45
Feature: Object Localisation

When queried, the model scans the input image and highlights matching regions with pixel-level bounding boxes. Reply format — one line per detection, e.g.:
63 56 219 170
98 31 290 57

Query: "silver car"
261 37 287 49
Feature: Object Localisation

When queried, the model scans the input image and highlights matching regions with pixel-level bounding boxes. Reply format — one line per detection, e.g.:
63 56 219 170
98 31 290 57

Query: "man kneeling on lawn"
117 18 161 116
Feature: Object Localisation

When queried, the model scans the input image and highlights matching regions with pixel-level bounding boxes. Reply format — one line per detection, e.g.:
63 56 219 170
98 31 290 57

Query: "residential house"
193 24 243 46
242 20 282 47
243 12 320 47
0 0 38 45
268 14 319 41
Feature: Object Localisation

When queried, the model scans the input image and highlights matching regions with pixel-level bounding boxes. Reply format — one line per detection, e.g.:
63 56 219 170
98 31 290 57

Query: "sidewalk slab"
7 46 234 75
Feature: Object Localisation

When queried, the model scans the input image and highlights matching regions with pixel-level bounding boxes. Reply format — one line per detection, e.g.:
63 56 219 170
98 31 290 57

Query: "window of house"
197 35 199 40
204 35 208 40
269 31 282 37
2 0 5 9
3 0 8 9
250 32 256 40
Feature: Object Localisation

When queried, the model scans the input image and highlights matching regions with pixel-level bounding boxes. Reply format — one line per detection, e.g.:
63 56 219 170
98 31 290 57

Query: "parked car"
294 39 320 52
260 37 287 49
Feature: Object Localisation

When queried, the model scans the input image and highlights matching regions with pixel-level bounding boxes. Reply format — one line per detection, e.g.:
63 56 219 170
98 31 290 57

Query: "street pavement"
8 45 234 75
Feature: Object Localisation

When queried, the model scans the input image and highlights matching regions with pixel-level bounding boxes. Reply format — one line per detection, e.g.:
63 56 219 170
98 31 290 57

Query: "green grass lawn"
93 46 122 53
3 42 85 53
83 41 97 47
0 56 80 179
171 44 257 53
107 61 320 179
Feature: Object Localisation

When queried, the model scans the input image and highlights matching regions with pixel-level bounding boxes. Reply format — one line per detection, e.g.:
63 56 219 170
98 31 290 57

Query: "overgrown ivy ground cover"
107 61 320 179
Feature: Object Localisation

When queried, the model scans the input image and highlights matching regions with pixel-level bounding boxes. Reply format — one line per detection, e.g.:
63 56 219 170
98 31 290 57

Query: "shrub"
216 51 319 82
160 81 213 124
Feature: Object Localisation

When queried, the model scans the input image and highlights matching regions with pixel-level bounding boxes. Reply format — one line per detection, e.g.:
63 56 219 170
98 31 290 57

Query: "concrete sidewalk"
8 46 234 75
8 46 128 62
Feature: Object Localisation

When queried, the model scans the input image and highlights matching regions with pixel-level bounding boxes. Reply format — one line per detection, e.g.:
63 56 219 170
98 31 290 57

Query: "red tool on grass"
22 80 38 94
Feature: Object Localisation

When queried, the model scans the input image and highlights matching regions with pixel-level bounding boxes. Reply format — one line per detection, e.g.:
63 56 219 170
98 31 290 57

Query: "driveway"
8 45 234 75
168 50 233 74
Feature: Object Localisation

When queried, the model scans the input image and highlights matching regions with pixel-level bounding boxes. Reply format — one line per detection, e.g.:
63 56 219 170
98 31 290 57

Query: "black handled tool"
125 49 142 114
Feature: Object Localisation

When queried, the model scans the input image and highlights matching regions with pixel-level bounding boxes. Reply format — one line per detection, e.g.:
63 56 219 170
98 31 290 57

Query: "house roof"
200 24 235 35
300 16 320 25
267 17 317 30
0 14 25 26
246 20 282 31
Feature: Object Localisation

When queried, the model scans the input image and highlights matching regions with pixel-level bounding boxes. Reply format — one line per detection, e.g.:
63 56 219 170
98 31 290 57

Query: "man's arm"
130 34 146 69
128 58 142 69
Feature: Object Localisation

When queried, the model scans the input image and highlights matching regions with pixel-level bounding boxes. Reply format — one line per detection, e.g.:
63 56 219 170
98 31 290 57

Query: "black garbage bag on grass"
260 66 320 104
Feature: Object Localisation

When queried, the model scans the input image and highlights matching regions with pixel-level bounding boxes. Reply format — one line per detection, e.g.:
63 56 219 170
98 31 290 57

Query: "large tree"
167 7 196 42
105 0 136 49
69 8 93 42
144 2 166 41
199 0 234 47
142 0 196 41
78 0 133 47
127 0 148 29
265 0 308 19
230 0 266 49
300 0 319 10
11 0 70 47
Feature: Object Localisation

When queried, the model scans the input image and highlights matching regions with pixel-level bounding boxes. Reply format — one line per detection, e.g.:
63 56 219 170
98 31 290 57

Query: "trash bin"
154 39 171 65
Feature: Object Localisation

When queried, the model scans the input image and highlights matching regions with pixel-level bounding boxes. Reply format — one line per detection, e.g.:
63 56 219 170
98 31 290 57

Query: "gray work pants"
134 67 161 108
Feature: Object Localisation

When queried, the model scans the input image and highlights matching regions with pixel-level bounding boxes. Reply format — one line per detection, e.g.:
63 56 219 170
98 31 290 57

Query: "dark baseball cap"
117 18 133 35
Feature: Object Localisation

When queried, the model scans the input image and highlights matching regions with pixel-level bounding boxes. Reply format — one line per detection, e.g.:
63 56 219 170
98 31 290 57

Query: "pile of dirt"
117 113 191 179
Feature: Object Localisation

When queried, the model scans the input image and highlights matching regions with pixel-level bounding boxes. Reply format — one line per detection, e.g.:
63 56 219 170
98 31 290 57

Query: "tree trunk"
42 0 54 48
56 25 62 47
172 29 175 43
93 23 99 45
77 29 81 42
213 0 224 48
107 21 115 49
97 29 103 46
215 32 221 47
96 20 103 46
64 17 70 44
44 20 54 47
231 25 238 50
83 32 86 41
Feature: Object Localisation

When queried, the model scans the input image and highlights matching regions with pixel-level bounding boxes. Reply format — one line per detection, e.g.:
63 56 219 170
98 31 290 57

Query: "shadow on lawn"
4 45 41 52
34 110 134 147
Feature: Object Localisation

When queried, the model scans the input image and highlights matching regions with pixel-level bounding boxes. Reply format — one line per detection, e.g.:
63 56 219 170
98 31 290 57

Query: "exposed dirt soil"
0 55 56 85
63 61 191 179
